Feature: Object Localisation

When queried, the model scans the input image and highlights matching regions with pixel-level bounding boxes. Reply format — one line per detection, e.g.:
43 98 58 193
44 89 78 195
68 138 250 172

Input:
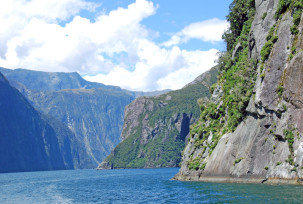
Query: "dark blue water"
0 168 302 203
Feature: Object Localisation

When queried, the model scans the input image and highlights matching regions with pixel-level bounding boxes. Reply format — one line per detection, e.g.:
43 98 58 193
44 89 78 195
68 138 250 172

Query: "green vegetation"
282 104 288 112
264 166 269 170
201 163 207 170
261 0 303 69
290 0 303 34
276 161 282 166
103 68 219 169
191 0 256 149
186 0 303 172
261 25 278 62
289 46 297 60
188 157 202 170
259 64 264 73
284 129 295 166
105 108 186 168
284 129 295 154
274 0 303 21
222 0 255 51
233 157 244 166
275 0 303 60
190 47 257 154
291 167 297 172
262 12 267 20
286 155 295 166
277 84 284 97
186 0 258 171
291 46 297 55
147 78 215 128
275 0 291 19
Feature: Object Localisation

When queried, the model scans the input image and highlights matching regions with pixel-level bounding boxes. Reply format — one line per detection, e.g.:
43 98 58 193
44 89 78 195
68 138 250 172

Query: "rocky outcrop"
175 0 303 185
232 43 243 59
98 67 218 169
121 97 154 141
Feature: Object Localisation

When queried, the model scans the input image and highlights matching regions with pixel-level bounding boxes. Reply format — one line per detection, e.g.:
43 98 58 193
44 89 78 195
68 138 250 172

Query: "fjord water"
0 168 302 203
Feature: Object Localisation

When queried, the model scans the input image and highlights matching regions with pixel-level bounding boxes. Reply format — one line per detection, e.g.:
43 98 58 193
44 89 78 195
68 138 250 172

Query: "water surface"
0 168 302 203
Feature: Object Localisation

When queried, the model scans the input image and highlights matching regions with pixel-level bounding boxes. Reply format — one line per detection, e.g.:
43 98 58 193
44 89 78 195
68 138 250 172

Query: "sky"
0 0 232 91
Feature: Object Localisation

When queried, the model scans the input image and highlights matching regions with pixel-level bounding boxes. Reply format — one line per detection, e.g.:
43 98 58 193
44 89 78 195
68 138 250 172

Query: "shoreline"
97 167 303 185
173 173 303 185
96 166 179 170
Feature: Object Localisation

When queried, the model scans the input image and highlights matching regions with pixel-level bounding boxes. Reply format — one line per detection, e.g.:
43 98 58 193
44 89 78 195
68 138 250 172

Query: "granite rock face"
175 0 303 185
98 67 218 169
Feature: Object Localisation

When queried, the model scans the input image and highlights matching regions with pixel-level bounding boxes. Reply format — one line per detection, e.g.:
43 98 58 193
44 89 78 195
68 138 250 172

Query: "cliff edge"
174 0 303 185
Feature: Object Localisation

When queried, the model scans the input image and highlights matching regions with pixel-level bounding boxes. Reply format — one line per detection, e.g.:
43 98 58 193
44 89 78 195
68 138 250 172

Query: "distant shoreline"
96 166 180 170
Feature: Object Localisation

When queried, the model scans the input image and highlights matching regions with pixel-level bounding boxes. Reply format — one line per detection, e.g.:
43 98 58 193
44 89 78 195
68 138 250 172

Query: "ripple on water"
0 168 302 204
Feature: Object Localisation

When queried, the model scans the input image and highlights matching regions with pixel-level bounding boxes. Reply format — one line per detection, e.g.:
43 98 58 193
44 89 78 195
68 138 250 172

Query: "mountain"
0 67 120 91
0 67 171 166
0 72 94 173
23 88 135 164
174 0 303 185
0 67 171 95
98 66 218 169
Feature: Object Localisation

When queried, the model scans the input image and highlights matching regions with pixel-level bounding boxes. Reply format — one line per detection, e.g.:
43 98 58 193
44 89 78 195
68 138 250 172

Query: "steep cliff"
98 67 218 169
174 0 303 185
0 72 93 173
0 67 170 166
25 88 135 164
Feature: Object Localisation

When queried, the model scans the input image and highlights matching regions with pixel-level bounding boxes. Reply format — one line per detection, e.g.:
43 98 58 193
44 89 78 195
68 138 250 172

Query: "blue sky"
80 0 231 51
0 0 232 91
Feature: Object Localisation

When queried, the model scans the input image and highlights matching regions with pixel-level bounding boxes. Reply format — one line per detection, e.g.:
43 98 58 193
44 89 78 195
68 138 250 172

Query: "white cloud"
162 18 229 47
84 46 218 91
0 0 96 21
0 0 221 91
0 0 156 73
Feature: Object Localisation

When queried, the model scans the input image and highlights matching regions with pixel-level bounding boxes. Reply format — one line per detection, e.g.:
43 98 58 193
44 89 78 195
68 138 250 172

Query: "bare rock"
232 43 243 59
260 12 292 109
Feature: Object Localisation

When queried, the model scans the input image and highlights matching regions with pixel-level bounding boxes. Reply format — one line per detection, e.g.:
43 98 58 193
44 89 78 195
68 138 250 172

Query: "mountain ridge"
0 67 120 91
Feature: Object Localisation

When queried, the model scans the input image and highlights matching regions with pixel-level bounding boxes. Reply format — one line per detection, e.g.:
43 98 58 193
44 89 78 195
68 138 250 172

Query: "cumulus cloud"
0 0 223 91
162 18 229 47
0 0 156 73
84 46 218 91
